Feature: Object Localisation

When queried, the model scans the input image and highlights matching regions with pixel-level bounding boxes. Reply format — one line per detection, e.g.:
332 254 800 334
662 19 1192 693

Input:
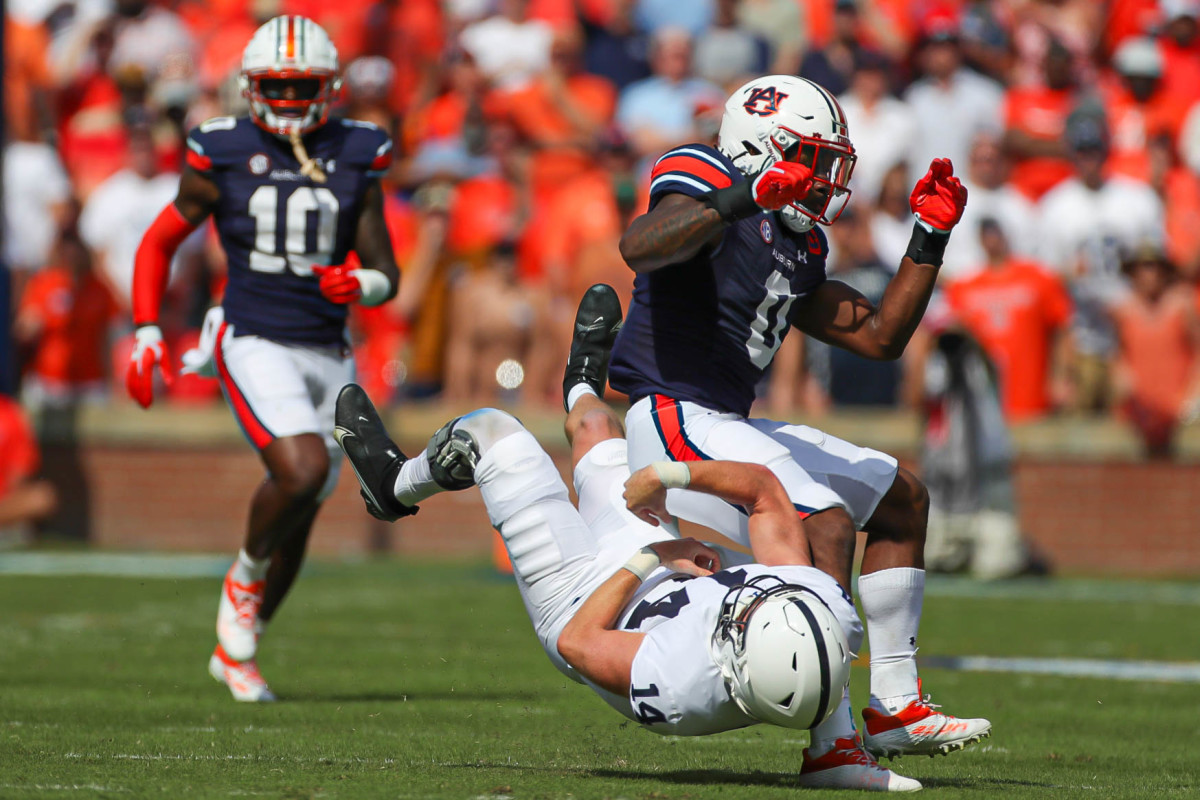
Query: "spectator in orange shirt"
502 25 617 200
1110 242 1200 457
1103 36 1192 182
1157 1 1200 112
15 231 120 409
0 395 57 537
1002 37 1078 200
945 219 1074 422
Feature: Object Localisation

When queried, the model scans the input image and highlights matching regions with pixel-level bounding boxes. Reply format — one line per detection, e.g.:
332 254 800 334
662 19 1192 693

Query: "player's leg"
335 389 634 676
756 420 991 757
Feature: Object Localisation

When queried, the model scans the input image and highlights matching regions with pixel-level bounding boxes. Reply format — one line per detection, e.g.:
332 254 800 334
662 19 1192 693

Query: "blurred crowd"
6 0 1200 460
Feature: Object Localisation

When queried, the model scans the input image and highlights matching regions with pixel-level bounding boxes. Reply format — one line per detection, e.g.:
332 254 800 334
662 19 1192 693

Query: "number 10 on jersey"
247 185 340 275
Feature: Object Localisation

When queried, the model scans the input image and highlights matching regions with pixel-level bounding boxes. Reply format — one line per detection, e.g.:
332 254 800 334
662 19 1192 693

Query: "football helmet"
711 575 852 730
717 75 856 232
240 15 342 137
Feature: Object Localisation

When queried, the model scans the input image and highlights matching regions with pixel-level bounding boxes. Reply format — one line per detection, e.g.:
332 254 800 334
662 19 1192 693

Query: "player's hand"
649 538 721 577
624 466 671 526
126 324 175 409
910 158 967 233
751 161 813 211
312 264 363 304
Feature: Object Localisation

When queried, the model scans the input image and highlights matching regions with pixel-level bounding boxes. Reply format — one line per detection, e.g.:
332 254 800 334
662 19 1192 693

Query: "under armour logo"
910 637 917 647
743 86 789 117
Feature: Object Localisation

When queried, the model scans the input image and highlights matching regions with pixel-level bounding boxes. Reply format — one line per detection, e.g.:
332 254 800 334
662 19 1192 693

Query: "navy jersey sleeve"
334 119 393 179
185 117 245 174
647 144 739 210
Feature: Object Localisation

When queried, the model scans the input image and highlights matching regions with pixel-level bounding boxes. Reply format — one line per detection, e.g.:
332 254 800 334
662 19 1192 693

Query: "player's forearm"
353 182 401 303
866 257 941 360
684 461 781 513
619 202 725 273
131 203 199 325
556 564 646 695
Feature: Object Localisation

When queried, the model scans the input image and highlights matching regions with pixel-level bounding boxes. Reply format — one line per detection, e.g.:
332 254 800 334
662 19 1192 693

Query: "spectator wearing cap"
1110 241 1200 457
799 0 872 98
343 57 398 133
693 0 771 89
1102 36 1191 182
944 219 1074 422
580 0 651 91
837 50 915 208
1002 36 1079 201
942 133 1038 282
615 28 723 158
1157 0 1200 110
903 9 1004 178
1035 111 1164 413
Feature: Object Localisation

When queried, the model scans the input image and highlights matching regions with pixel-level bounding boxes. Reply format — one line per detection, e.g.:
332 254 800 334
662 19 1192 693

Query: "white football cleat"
208 645 276 702
216 563 265 662
799 736 922 792
862 681 991 758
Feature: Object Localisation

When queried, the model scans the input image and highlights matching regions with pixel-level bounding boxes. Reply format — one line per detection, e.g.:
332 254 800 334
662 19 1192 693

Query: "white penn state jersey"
586 563 858 736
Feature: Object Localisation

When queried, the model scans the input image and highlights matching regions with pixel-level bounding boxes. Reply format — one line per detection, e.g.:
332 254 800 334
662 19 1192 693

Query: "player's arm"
619 162 815 273
792 158 967 361
313 180 400 306
624 461 813 568
126 167 220 408
557 538 721 696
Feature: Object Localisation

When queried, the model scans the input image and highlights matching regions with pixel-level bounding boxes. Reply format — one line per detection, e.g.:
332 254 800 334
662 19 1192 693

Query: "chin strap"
289 130 327 183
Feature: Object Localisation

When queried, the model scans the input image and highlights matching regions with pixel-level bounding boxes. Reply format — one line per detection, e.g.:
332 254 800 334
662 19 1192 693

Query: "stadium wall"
33 405 1200 576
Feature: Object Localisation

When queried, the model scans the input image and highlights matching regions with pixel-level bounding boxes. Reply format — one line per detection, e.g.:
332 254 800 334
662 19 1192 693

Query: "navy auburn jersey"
186 116 392 344
609 144 830 417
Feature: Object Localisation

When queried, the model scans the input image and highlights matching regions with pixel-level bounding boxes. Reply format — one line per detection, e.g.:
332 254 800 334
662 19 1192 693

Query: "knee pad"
474 429 570 528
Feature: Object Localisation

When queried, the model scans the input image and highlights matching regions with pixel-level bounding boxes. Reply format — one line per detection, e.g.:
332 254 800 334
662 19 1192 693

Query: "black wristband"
700 181 759 223
904 221 951 267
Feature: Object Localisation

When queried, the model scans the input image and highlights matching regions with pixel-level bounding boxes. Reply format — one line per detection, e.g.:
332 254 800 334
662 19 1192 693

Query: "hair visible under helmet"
239 15 342 182
711 575 852 729
717 75 857 233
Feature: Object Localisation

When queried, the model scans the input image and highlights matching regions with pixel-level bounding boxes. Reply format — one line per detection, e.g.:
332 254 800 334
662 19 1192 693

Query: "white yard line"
923 655 1200 683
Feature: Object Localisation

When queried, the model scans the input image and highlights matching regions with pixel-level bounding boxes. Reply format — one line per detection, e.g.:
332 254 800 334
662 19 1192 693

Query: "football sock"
394 455 440 508
809 687 857 756
565 383 597 413
858 567 924 712
234 548 268 583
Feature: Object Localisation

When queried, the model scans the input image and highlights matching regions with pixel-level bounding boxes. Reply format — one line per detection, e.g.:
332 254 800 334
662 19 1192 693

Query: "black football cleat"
333 384 418 522
562 283 624 411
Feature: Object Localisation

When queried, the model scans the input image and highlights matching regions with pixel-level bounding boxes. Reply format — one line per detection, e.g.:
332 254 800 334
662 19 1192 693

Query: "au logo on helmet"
743 86 789 117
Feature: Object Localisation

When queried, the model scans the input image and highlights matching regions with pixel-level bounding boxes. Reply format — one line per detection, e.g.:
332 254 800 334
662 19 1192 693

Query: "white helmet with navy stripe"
240 15 342 137
718 75 857 232
711 575 852 730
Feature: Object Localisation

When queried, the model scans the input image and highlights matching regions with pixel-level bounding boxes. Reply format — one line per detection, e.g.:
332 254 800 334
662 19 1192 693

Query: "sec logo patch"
248 153 270 175
760 219 773 243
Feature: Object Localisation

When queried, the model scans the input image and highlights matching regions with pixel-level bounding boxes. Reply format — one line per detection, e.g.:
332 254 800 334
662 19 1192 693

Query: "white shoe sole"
868 726 992 759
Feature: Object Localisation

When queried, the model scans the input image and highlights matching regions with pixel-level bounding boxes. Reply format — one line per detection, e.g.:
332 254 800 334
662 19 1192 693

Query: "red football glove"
126 324 175 409
910 158 968 233
312 264 363 304
750 161 814 211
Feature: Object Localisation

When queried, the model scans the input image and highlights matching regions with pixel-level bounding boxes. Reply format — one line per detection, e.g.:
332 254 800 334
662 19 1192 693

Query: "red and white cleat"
216 564 265 662
208 645 277 702
798 736 923 792
862 682 991 758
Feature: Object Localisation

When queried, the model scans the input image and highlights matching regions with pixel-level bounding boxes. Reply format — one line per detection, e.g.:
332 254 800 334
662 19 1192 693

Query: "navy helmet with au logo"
718 75 857 233
710 575 852 729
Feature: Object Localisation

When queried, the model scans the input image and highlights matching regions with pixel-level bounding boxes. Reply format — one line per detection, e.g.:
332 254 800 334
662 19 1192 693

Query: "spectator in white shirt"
942 133 1038 281
1036 111 1164 412
79 125 182 311
838 51 916 207
459 0 553 91
903 12 1004 177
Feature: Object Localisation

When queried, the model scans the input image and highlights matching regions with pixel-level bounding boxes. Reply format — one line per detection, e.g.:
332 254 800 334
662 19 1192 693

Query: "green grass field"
3 559 1199 799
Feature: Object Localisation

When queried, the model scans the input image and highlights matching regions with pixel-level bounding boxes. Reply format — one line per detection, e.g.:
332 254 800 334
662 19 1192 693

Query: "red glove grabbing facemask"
751 161 814 211
909 158 968 233
312 265 363 304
